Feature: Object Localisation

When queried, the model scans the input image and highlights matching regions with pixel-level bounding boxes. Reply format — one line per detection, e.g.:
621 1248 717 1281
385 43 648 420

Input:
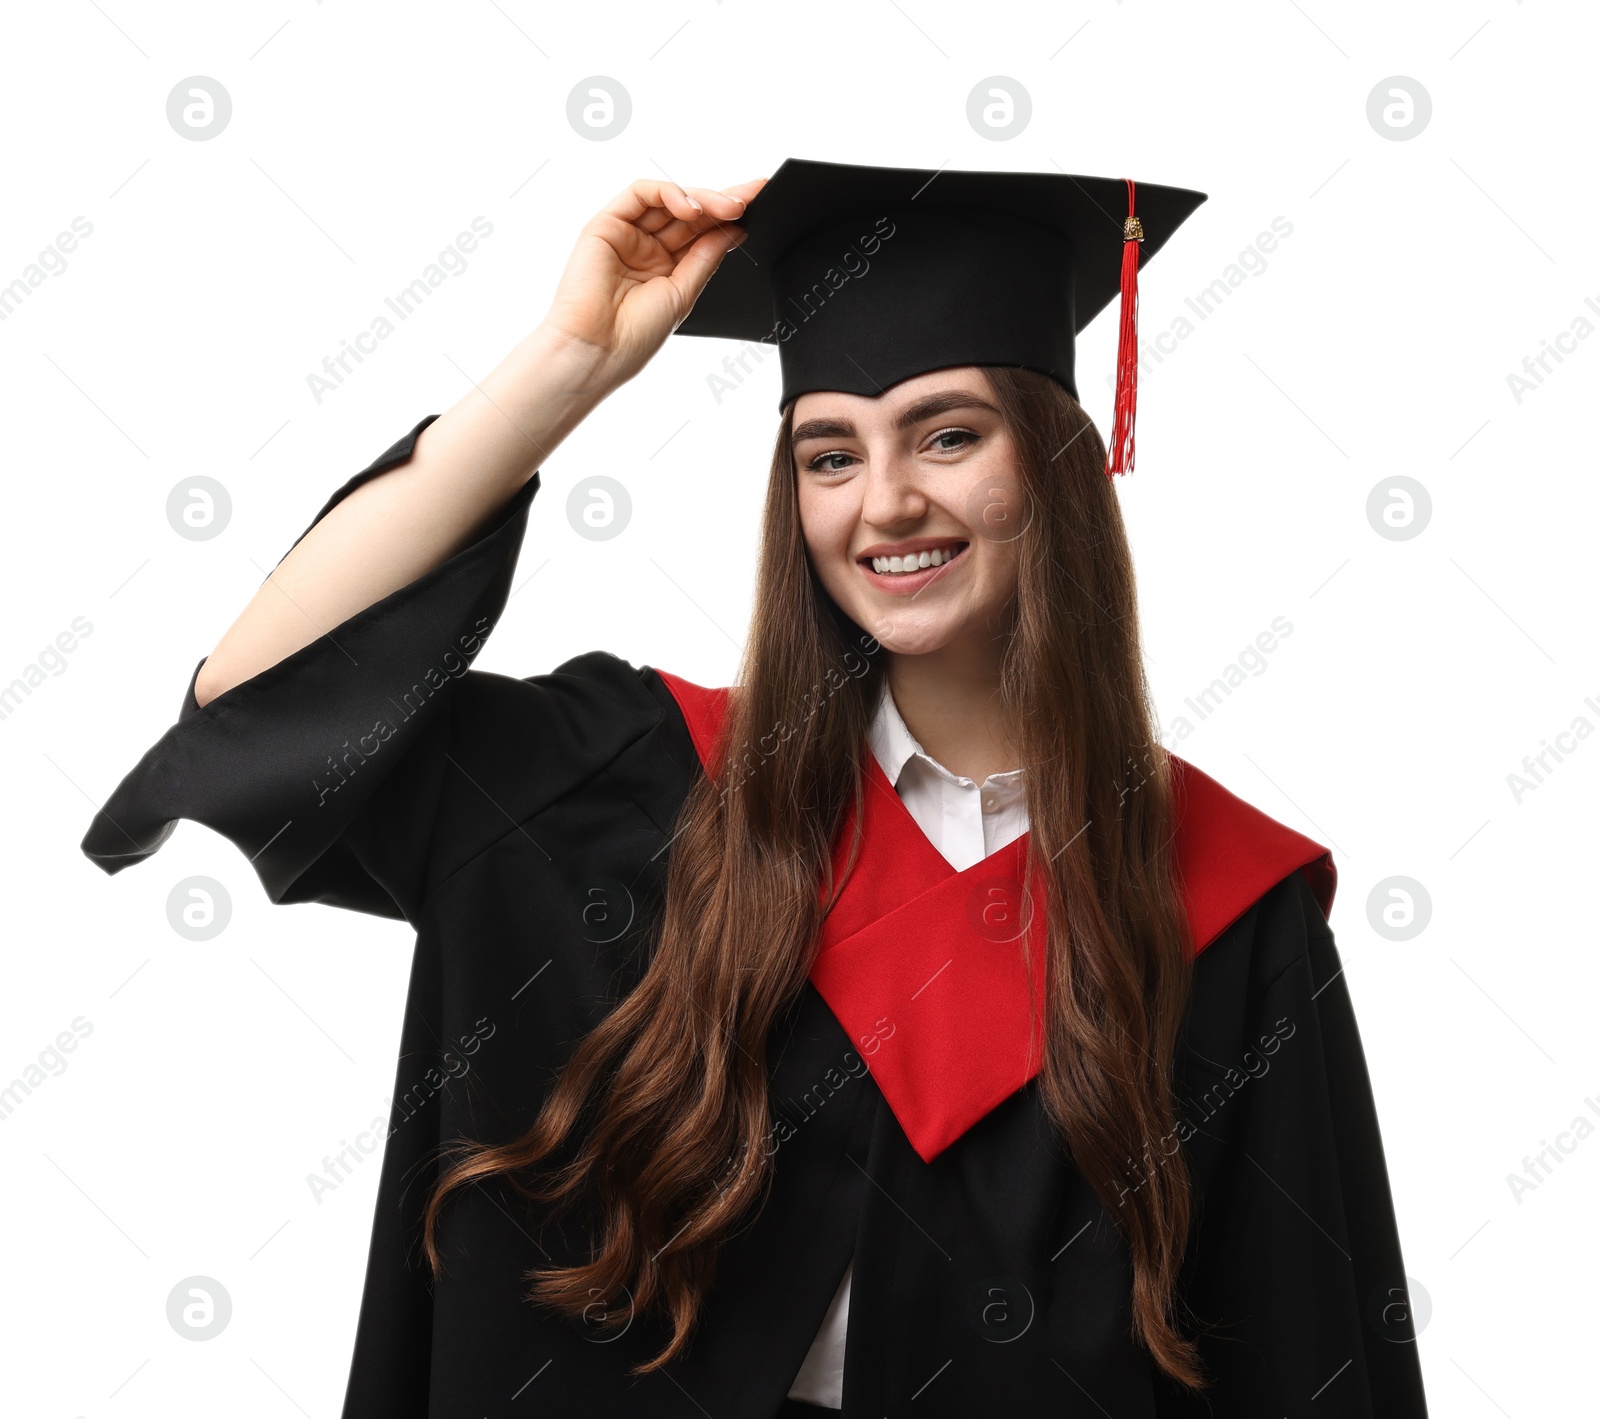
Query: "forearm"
192 169 758 710
193 325 610 707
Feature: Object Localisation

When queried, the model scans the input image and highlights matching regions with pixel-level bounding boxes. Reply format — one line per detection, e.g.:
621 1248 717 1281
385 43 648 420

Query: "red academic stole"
655 671 1336 1164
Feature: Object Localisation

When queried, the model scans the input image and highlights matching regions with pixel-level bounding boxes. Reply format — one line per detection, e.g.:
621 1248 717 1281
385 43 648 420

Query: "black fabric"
670 156 1208 410
81 417 1428 1419
770 210 1082 404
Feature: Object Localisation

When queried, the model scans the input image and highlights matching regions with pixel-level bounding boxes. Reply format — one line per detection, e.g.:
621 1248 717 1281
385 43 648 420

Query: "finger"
653 210 747 256
617 209 736 262
720 177 768 206
605 178 704 227
591 209 732 279
593 213 679 277
640 184 751 245
635 206 678 235
642 214 707 252
677 185 751 220
667 227 749 316
637 187 746 242
659 182 704 223
609 179 757 244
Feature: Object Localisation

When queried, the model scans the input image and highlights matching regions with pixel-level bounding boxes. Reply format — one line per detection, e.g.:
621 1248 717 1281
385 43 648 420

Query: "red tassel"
1105 178 1143 477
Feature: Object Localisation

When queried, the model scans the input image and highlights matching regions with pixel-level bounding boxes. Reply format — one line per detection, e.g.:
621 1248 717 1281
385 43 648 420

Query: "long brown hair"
422 366 1204 1389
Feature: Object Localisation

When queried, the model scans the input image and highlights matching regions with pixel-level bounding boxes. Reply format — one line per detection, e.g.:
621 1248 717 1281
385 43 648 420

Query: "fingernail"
687 195 703 212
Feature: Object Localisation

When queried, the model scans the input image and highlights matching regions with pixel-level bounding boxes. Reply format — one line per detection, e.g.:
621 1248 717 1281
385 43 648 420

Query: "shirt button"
981 792 999 813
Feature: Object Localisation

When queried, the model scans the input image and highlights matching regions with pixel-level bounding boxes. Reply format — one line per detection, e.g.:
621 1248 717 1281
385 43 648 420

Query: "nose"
858 446 929 530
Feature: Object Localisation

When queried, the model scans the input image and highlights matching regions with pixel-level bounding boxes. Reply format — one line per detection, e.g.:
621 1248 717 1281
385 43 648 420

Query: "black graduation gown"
80 415 1430 1419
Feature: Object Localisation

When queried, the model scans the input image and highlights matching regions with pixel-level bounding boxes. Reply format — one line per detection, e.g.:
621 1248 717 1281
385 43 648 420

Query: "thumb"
668 226 747 321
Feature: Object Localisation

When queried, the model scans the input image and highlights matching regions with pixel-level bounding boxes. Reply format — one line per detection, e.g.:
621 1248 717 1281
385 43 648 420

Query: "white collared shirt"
786 679 1030 1407
864 677 1030 873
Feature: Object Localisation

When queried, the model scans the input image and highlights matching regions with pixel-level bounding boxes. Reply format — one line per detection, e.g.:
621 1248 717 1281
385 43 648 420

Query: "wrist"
515 322 620 403
470 325 619 462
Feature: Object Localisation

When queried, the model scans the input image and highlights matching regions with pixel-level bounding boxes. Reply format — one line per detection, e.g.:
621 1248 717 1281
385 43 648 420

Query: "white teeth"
869 544 962 575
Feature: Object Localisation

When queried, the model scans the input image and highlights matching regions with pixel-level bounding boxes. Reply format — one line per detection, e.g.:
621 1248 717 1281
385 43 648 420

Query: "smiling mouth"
859 541 970 577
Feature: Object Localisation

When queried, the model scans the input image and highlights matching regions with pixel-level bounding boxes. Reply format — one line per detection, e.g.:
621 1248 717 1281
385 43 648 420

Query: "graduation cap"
674 157 1207 475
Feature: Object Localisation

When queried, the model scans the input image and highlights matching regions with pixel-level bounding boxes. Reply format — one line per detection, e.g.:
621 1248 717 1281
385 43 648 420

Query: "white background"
3 1 1596 1414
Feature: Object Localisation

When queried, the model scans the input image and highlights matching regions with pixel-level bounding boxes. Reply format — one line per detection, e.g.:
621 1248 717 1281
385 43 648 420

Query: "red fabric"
655 669 1336 1163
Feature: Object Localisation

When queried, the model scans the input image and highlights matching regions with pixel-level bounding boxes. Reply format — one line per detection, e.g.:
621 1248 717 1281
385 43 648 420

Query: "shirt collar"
866 679 1025 791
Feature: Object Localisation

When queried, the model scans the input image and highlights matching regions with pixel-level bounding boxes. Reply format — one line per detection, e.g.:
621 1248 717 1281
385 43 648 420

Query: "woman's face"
793 367 1023 658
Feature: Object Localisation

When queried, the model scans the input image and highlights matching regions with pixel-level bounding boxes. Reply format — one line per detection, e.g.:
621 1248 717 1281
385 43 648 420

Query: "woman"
83 162 1429 1417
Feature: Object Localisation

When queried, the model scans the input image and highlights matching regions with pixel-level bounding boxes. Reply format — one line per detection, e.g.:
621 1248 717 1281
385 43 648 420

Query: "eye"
926 426 978 455
805 449 858 473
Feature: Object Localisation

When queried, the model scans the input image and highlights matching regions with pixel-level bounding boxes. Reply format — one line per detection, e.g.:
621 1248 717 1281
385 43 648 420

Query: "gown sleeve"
79 414 542 923
1162 870 1430 1416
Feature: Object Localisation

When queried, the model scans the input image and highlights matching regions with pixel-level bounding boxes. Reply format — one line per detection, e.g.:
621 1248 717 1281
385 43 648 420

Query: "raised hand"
538 176 765 393
193 176 767 709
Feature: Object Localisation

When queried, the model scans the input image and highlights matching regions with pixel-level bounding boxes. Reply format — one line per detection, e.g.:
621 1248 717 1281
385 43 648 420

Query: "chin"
855 617 962 657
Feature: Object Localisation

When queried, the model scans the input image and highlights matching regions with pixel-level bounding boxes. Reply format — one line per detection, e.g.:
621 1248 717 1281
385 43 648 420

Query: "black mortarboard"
673 157 1207 474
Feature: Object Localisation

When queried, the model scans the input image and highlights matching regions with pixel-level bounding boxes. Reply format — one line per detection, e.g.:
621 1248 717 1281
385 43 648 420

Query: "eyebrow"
790 390 1001 446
